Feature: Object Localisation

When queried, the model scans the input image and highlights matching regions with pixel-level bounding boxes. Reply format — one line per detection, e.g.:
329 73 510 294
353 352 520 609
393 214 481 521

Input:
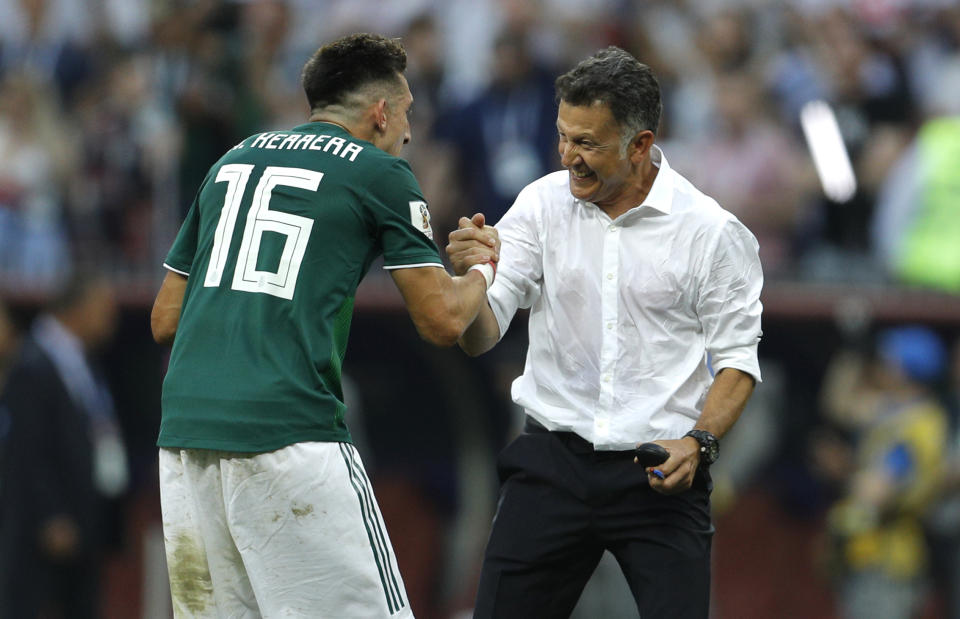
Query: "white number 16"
204 164 322 300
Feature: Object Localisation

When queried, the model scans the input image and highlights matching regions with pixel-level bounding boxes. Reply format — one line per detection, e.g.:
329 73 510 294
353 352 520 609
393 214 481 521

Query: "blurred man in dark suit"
0 274 127 619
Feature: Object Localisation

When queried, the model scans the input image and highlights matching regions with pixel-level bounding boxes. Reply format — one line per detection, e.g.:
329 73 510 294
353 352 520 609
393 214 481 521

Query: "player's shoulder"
219 124 381 169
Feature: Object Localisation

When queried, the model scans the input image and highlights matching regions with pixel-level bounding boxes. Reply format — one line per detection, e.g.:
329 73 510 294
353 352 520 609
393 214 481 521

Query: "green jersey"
158 122 442 452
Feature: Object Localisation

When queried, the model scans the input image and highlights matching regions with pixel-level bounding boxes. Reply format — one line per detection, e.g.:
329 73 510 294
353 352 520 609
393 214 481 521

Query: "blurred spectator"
0 274 127 619
396 13 461 241
0 300 16 387
0 71 75 292
0 300 18 470
670 70 813 276
71 58 165 273
436 27 559 224
0 0 95 103
924 335 960 619
872 112 960 293
800 8 916 276
816 325 949 619
404 13 446 131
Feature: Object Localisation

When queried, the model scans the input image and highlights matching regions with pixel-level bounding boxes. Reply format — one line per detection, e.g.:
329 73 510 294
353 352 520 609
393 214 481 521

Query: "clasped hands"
446 213 500 276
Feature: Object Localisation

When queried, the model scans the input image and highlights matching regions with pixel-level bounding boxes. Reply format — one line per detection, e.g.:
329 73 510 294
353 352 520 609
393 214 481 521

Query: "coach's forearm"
458 301 500 357
693 367 755 438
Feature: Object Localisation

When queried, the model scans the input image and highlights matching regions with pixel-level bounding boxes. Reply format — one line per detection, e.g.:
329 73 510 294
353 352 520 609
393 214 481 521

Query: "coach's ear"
628 130 655 165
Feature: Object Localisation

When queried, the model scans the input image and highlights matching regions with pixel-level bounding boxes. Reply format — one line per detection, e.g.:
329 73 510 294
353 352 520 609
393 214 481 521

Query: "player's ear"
374 98 388 133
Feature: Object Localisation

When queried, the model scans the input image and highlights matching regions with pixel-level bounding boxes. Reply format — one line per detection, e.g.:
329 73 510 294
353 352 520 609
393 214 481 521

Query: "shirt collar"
577 144 675 220
632 144 674 217
291 121 351 136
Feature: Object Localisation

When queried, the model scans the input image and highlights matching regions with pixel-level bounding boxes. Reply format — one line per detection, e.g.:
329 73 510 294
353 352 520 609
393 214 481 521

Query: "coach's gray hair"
555 47 662 155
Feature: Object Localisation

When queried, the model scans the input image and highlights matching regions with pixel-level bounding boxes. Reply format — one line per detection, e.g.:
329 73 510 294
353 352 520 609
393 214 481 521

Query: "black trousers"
474 419 714 619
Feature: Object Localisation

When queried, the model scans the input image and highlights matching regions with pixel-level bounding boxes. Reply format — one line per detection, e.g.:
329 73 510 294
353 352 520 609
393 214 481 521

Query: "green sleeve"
368 159 443 269
164 171 214 275
164 196 200 275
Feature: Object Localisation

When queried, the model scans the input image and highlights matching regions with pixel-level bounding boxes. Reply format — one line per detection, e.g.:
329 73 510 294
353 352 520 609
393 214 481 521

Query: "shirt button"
603 374 612 383
606 322 614 330
608 225 615 232
596 419 608 430
606 273 613 280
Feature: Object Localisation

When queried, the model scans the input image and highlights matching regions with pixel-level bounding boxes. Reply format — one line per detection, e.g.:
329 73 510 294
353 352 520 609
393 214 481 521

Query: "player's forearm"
458 301 500 357
151 306 180 345
693 367 755 439
151 271 187 345
410 269 490 347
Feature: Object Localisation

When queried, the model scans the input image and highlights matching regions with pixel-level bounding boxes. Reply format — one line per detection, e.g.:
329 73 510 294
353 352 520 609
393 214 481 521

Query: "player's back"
158 122 440 453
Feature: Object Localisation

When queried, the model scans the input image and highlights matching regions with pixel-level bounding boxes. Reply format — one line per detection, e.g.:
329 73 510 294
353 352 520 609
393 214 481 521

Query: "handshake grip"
635 442 669 468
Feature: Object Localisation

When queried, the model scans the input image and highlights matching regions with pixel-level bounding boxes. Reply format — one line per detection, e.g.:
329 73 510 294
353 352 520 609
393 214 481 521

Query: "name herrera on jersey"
236 132 364 162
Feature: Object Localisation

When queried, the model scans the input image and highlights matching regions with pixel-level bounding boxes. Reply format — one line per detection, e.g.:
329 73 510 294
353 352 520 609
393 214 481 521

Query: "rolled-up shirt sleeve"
487 185 545 339
697 218 763 382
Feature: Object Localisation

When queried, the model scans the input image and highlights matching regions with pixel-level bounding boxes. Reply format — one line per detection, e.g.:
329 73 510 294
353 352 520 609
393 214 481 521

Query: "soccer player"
150 33 498 618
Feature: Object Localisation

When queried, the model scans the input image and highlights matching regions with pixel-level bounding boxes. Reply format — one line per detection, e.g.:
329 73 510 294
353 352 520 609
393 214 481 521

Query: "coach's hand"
636 437 701 495
446 213 499 276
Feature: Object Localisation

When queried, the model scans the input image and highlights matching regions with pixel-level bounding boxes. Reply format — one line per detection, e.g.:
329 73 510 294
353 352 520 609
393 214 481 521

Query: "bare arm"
691 367 756 439
445 214 503 356
151 271 187 345
390 266 491 347
457 303 501 357
646 368 756 494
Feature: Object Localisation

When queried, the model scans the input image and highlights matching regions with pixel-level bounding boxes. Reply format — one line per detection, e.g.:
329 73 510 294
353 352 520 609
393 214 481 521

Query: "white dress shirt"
487 146 763 450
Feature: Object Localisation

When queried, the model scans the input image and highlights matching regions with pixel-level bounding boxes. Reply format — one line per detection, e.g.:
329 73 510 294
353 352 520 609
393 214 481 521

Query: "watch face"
689 430 718 465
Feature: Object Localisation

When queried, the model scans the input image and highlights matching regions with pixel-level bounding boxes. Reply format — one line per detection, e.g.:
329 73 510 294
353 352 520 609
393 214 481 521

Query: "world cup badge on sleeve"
408 201 434 239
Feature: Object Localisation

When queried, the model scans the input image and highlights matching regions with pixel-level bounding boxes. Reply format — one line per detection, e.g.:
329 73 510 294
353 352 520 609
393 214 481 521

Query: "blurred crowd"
0 0 958 296
2 0 960 617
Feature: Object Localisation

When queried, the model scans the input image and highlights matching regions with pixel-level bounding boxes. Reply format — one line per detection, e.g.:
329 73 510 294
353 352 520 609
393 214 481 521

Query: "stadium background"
1 0 960 617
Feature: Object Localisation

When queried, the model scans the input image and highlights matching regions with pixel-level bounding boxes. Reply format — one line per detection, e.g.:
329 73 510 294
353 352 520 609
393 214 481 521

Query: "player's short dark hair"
301 33 407 112
555 47 662 143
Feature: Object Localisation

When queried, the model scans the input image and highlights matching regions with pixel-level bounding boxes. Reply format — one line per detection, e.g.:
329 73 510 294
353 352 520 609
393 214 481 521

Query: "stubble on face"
556 101 631 207
384 75 413 156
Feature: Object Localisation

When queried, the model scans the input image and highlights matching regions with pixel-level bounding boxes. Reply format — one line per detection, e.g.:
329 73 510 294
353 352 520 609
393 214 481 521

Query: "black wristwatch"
684 429 719 466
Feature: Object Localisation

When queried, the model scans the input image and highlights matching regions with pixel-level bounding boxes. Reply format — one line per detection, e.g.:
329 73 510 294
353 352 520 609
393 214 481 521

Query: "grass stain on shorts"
168 532 214 614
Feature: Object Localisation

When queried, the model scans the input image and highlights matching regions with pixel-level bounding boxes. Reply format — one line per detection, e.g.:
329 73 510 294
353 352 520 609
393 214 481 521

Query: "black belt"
524 416 635 459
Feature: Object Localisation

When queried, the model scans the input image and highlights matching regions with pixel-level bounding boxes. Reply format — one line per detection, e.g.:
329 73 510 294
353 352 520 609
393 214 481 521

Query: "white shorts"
158 442 413 619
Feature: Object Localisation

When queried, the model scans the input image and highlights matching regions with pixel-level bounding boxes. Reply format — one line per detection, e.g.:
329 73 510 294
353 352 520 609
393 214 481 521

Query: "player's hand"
446 213 499 276
635 437 701 495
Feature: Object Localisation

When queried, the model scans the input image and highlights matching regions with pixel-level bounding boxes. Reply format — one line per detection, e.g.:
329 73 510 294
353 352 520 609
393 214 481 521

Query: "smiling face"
557 100 639 210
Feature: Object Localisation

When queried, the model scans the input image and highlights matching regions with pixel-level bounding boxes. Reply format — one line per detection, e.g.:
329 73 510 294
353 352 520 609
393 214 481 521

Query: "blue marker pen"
652 469 665 480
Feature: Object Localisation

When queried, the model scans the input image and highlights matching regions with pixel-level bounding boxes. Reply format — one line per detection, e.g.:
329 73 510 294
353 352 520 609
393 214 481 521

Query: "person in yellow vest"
820 325 949 619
